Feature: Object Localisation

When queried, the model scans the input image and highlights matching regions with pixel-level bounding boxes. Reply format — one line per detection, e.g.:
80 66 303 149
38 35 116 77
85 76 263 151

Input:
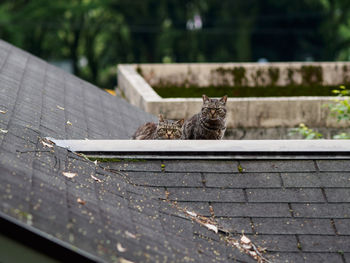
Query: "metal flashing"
48 139 350 159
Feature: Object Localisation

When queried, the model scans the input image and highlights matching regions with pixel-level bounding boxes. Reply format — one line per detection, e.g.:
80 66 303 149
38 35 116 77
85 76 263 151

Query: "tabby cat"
182 94 227 139
132 114 184 140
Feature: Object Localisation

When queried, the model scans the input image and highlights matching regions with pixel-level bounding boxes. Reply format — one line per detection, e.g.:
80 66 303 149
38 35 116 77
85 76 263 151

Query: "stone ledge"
117 63 349 129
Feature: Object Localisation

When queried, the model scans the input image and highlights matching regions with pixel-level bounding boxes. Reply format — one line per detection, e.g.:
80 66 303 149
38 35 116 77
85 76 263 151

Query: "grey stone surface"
281 173 321 188
271 252 344 263
246 188 325 203
253 218 334 235
334 219 350 235
211 203 291 217
317 160 350 172
345 253 350 263
319 172 350 187
325 188 350 202
100 160 163 172
162 160 238 173
301 253 344 263
205 173 282 188
167 188 245 202
239 160 316 173
292 203 350 218
226 248 257 263
126 171 203 187
299 235 350 252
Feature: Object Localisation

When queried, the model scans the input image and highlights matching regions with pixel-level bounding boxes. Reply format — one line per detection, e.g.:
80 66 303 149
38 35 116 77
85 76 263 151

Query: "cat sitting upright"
182 95 227 140
132 114 184 140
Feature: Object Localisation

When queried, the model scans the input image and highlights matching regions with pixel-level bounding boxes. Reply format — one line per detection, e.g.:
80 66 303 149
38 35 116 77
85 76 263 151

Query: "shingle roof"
1 39 350 263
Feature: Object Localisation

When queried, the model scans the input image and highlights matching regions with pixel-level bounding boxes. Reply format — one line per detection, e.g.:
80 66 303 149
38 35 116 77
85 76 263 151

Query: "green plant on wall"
290 85 350 139
329 86 350 122
215 67 247 87
300 66 323 86
232 67 247 86
289 123 323 139
268 67 280 86
286 68 296 85
251 69 265 86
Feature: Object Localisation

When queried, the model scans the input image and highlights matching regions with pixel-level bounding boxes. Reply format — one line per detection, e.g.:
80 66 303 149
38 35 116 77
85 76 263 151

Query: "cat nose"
210 109 215 115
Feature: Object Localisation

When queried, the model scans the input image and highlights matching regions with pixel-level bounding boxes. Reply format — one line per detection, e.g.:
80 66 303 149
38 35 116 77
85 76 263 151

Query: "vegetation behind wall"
1 0 350 89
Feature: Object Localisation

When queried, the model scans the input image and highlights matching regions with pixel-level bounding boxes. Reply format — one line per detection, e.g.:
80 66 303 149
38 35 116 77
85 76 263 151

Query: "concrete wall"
117 63 349 132
137 62 350 87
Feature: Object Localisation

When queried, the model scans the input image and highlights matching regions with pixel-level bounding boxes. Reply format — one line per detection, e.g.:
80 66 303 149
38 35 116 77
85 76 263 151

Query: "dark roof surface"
0 39 350 263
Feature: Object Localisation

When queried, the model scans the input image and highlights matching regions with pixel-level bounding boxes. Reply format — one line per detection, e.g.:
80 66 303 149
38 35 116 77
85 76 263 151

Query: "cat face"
201 94 227 121
156 115 184 139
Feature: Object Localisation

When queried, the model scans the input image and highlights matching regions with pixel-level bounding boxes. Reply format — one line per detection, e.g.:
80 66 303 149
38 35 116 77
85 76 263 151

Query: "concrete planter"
117 63 350 139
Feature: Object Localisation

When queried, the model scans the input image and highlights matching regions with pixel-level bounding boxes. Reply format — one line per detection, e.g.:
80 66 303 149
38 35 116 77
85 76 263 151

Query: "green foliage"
292 85 350 139
287 68 296 85
289 123 323 140
333 133 350 139
268 67 280 86
1 0 350 89
153 85 339 98
215 67 247 87
328 85 350 122
300 66 323 86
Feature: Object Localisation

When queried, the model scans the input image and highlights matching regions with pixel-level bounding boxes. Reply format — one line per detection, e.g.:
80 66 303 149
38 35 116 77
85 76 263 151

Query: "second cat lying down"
132 114 184 140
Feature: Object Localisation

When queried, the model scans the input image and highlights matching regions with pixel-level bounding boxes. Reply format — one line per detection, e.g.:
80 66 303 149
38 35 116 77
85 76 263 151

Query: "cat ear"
158 114 164 122
202 94 209 103
220 95 228 104
177 119 184 126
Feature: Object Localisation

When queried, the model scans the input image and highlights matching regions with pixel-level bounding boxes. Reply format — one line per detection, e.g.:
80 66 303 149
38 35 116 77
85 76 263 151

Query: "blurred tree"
319 0 350 60
1 0 350 89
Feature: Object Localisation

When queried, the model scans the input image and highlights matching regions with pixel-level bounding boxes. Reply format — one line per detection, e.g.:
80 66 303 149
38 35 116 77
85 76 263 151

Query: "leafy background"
1 0 350 90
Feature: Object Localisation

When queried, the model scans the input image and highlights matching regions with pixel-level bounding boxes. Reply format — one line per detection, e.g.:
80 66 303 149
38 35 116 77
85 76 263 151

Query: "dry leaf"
91 175 102 182
62 172 77 178
93 160 98 166
117 242 127 252
241 235 251 245
125 231 137 239
204 223 218 233
0 129 8 134
77 198 86 205
248 251 257 257
56 105 65 110
0 110 7 114
119 258 134 263
185 210 197 217
242 244 252 250
41 141 54 148
66 121 72 125
209 205 215 216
